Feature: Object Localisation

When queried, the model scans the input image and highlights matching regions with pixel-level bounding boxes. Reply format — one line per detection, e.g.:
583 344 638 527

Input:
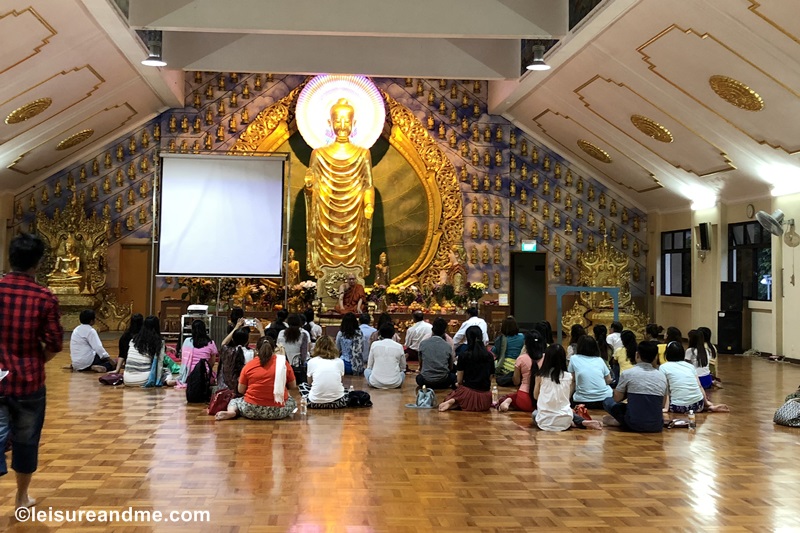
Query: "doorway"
119 244 152 316
510 251 547 330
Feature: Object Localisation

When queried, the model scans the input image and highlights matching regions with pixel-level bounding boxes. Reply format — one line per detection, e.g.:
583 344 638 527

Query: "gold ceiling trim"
574 76 735 177
5 97 52 124
8 103 138 175
708 75 764 111
630 114 673 142
577 139 611 163
0 8 57 77
532 109 663 194
56 129 94 151
747 1 799 45
638 25 799 154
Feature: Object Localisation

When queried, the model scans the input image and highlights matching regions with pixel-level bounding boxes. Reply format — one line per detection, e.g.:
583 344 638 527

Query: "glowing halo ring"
296 74 385 150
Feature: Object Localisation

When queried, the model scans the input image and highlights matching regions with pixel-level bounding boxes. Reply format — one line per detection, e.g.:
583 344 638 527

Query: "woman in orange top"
215 341 297 421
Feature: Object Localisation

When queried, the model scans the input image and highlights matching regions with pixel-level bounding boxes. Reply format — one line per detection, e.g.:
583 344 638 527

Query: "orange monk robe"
338 283 366 314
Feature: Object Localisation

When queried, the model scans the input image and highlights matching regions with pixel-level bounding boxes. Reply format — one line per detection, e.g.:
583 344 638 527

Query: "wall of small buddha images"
12 72 647 299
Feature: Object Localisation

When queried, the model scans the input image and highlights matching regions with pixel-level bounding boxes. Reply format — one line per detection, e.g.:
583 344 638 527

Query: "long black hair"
698 326 716 359
283 314 302 344
133 315 163 357
569 324 586 346
688 329 708 368
340 312 359 339
593 324 609 361
538 344 568 385
533 321 554 345
191 319 212 348
462 325 492 367
621 330 637 366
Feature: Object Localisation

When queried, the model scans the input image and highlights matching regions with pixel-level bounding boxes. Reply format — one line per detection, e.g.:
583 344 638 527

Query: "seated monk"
336 275 366 314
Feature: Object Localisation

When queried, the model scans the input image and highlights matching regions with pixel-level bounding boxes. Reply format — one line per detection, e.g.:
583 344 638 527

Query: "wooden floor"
2 349 800 532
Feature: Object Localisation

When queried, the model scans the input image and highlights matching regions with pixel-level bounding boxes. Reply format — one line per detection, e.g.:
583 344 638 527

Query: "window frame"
661 228 692 297
728 221 772 302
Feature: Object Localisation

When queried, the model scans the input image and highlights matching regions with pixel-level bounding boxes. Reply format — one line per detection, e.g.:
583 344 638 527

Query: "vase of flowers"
466 282 486 307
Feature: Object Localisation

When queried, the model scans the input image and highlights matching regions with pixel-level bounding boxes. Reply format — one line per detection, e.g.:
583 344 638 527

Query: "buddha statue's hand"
364 204 374 219
304 172 313 189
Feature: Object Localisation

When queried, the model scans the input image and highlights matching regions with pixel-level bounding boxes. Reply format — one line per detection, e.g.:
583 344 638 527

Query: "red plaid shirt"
0 271 63 396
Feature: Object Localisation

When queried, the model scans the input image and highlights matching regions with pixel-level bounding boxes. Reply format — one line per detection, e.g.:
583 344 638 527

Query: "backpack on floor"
774 398 800 428
347 390 372 408
415 387 437 408
186 359 212 404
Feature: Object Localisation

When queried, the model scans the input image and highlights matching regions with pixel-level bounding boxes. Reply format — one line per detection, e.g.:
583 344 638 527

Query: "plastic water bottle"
688 409 696 430
491 385 499 405
349 385 355 395
299 396 308 416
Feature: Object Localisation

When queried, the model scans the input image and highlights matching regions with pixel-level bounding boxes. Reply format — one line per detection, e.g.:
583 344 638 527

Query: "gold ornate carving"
630 114 673 142
577 139 612 163
55 129 94 151
5 97 51 124
708 75 764 111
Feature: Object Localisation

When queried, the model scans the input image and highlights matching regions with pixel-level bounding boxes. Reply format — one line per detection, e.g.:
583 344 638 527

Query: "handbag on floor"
98 373 124 386
207 388 236 415
347 390 372 408
415 386 437 408
774 398 800 427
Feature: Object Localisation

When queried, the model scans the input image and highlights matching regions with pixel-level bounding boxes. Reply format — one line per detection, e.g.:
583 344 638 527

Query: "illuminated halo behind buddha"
296 75 385 278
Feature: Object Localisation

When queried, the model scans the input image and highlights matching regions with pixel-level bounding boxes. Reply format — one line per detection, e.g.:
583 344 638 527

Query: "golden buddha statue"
304 100 375 277
79 166 87 182
481 246 489 264
494 199 502 216
493 223 502 240
521 164 528 179
565 218 573 235
450 108 457 124
543 155 551 171
509 181 516 197
460 142 469 157
449 132 457 148
588 184 595 202
565 194 572 210
286 248 301 286
554 234 561 252
471 222 479 240
509 204 516 220
483 150 491 167
181 115 189 133
599 192 606 209
472 175 480 191
484 126 491 142
521 139 528 156
622 208 629 224
115 170 124 187
532 146 539 164
553 259 561 278
532 171 539 189
92 159 99 176
554 162 561 179
463 118 471 134
482 198 490 215
576 226 584 243
588 209 595 226
633 216 640 233
494 272 501 289
509 228 516 247
482 223 490 240
495 175 502 191
470 246 478 264
565 242 572 260
577 177 584 194
426 114 434 130
126 214 135 231
542 180 550 196
610 225 618 241
576 202 584 218
483 175 491 191
482 272 490 286
374 251 390 286
54 180 62 197
495 126 503 142
193 116 202 133
542 203 550 220
103 203 110 218
532 197 538 213
494 150 502 167
565 170 573 187
621 233 629 249
633 241 640 257
494 246 501 264
48 235 82 289
599 217 607 234
553 210 561 228
554 187 561 203
542 227 550 245
138 206 148 224
41 188 49 205
471 197 479 215
472 149 480 166
438 122 445 138
519 212 526 229
520 188 527 203
90 185 98 202
531 218 539 237
510 130 517 148
509 155 516 172
588 235 596 251
104 152 112 168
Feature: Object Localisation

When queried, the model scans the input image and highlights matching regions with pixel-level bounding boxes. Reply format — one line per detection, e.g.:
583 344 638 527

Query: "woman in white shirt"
277 314 311 366
686 330 713 389
365 323 406 389
660 342 729 413
533 345 603 431
307 336 347 409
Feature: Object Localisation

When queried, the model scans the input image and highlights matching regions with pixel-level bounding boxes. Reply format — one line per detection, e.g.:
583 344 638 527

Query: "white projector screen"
158 154 286 277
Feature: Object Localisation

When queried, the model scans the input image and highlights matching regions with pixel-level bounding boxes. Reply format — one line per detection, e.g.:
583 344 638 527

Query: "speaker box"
720 281 743 312
698 222 711 251
717 311 742 354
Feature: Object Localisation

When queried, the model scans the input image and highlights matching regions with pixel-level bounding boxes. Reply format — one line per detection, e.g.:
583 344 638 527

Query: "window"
729 221 772 301
661 229 692 296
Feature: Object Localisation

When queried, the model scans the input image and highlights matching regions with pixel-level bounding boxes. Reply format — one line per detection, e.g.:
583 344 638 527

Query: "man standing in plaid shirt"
0 233 63 510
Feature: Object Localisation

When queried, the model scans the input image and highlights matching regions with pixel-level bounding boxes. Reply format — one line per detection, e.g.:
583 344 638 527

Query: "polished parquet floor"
2 348 800 532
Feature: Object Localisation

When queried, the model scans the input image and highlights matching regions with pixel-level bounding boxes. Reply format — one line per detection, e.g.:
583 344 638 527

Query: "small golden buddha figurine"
194 71 203 83
531 146 539 165
565 267 572 285
54 180 62 197
169 115 177 133
565 170 573 187
128 162 136 180
483 175 491 191
532 218 540 236
494 271 501 289
473 80 481 94
520 164 528 180
509 155 516 173
103 177 111 194
460 117 470 134
471 174 479 191
470 246 479 265
622 208 629 225
427 90 435 106
577 176 584 194
438 122 445 138
450 83 458 99
472 149 480 166
115 170 124 187
494 150 502 167
471 221 479 239
89 184 98 202
520 188 527 203
494 223 502 240
532 172 539 189
127 189 135 205
588 209 595 226
471 197 479 215
113 221 122 238
588 235 596 251
565 194 573 210
102 202 110 218
553 234 561 252
543 155 550 171
142 130 150 148
204 134 213 150
218 76 226 90
254 74 263 90
217 100 225 116
611 224 618 241
482 198 490 215
509 129 517 148
483 150 491 167
495 126 503 143
79 166 87 182
599 192 606 209
633 241 640 257
91 159 99 176
416 81 424 96
426 114 434 130
509 204 516 220
457 142 467 158
482 223 490 240
632 263 641 283
230 72 238 83
552 259 561 278
481 246 490 264
554 187 561 203
404 78 413 87
473 102 481 117
129 136 137 155
543 203 550 220
521 138 528 156
153 123 161 141
181 115 189 133
439 79 447 89
40 188 49 205
608 199 618 217
633 216 640 232
509 228 516 247
116 145 124 162
519 212 526 229
374 251 390 286
459 166 468 182
494 198 502 216
483 126 491 142
15 200 22 220
448 133 456 150
242 83 250 98
126 214 135 231
565 241 572 260
103 152 112 169
138 206 147 224
204 108 214 125
205 85 214 99
621 233 629 249
509 181 516 197
588 184 595 201
449 108 457 124
576 226 584 243
532 197 539 213
494 246 501 264
461 92 469 108
192 141 200 154
141 157 149 173
67 172 75 191
495 175 502 191
482 271 490 286
599 217 606 234
192 116 202 133
139 180 148 198
542 227 550 245
553 210 561 228
216 124 224 141
180 139 188 153
554 162 561 179
542 180 550 196
48 235 82 288
470 124 479 143
576 202 584 218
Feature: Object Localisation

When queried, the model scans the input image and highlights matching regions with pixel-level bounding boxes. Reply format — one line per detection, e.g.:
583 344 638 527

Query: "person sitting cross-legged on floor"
602 341 667 432
660 341 729 414
416 317 456 390
306 336 348 409
439 325 495 412
568 335 613 410
365 323 406 389
497 329 547 413
70 309 115 373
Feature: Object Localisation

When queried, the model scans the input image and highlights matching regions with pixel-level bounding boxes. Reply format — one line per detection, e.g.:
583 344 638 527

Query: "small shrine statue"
519 212 527 229
577 176 584 194
553 234 561 252
509 204 516 220
483 150 491 167
565 194 573 210
460 142 469 157
494 271 501 289
483 175 491 191
460 166 468 182
509 155 516 172
565 242 572 260
633 216 640 232
610 199 618 217
521 139 528 156
54 180 62 198
448 132 457 148
471 221 479 239
633 264 641 283
438 123 445 138
542 180 550 196
588 184 595 202
472 174 480 191
599 192 606 209
426 114 434 130
622 208 629 224
576 202 584 219
553 210 561 228
565 268 573 285
588 235 596 251
469 121 476 137
565 218 573 235
554 162 561 179
532 171 539 189
181 116 189 133
611 224 618 241
470 246 479 264
532 197 539 213
482 272 490 286
543 155 550 171
79 167 87 183
482 223 490 240
138 206 148 224
471 197 479 215
115 170 124 187
115 195 123 212
576 226 584 243
494 150 502 167
127 189 135 206
481 246 490 264
599 217 607 234
565 170 573 187
438 100 446 114
472 149 480 166
520 188 527 203
495 126 503 142
92 159 99 176
521 164 528 180
493 198 502 216
482 198 490 215
588 209 595 226
493 246 501 264
428 90 435 106
554 187 561 203
532 146 539 164
169 115 177 133
104 152 112 168
126 214 135 231
543 203 550 220
633 241 640 257
622 233 629 249
484 126 492 142
531 218 539 237
509 228 516 247
48 235 82 289
542 227 550 245
510 130 517 148
90 184 98 202
450 108 457 124
493 223 502 240
495 175 502 191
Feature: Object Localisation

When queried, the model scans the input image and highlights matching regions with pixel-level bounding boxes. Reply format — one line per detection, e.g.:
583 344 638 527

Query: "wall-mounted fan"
757 209 800 286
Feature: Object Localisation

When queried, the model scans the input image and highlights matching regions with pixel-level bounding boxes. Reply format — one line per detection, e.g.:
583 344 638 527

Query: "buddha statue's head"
329 99 355 142
65 235 76 254
379 252 387 265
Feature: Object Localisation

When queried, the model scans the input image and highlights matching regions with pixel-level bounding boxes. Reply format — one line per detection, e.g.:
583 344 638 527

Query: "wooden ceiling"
2 0 798 213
